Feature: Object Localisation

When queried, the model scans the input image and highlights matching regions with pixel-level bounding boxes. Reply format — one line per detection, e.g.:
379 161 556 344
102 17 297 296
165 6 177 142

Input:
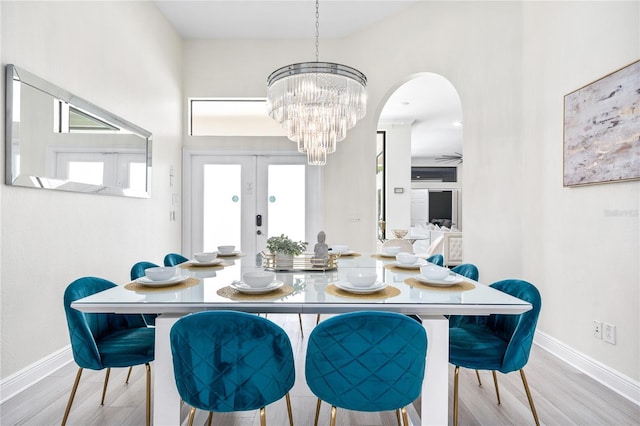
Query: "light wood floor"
2 314 638 425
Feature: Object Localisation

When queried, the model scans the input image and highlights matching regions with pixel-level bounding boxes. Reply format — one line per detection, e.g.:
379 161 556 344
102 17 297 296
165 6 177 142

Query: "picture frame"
563 59 639 187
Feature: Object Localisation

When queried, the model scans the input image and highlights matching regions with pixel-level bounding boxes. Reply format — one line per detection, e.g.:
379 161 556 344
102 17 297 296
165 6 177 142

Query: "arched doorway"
376 73 463 251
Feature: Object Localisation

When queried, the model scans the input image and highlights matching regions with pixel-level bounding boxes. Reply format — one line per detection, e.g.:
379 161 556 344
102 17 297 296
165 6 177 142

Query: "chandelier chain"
315 0 320 62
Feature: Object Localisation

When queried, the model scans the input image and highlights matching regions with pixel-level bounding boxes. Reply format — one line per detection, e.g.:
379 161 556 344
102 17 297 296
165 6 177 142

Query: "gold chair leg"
61 367 83 426
316 314 321 325
475 369 482 387
187 407 196 426
206 412 213 426
145 363 151 426
260 407 266 426
329 405 337 426
401 407 409 426
453 366 460 426
314 398 322 426
100 368 111 405
125 366 133 384
520 369 540 426
285 392 294 426
491 370 501 405
298 313 304 338
395 408 401 426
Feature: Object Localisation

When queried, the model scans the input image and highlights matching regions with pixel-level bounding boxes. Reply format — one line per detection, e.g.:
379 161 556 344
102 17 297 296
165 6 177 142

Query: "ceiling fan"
435 152 463 164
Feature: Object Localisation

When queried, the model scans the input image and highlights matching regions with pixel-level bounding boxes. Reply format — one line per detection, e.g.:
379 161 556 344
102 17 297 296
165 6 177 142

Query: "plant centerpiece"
266 234 307 256
266 234 307 268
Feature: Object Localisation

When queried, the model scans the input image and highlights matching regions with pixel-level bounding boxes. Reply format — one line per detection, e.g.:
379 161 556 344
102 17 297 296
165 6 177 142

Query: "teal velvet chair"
62 277 154 426
448 263 481 328
426 253 444 266
451 263 479 281
130 261 159 281
449 279 542 426
164 252 188 266
130 261 160 327
305 311 427 426
170 311 295 426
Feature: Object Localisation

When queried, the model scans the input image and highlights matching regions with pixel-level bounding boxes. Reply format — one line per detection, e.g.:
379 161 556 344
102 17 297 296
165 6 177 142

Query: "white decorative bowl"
145 267 176 281
217 245 235 255
346 271 378 287
194 252 217 263
420 264 449 280
396 252 418 265
242 271 275 288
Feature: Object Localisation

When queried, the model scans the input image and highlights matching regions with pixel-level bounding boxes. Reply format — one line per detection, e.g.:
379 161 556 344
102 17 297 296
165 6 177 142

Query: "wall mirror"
5 64 152 197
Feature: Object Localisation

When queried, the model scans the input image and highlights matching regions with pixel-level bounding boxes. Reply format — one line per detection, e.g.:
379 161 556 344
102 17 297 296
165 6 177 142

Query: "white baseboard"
0 345 73 404
535 331 640 406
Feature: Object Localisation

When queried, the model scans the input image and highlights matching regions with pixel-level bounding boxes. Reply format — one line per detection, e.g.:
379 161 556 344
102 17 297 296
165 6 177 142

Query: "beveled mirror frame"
5 64 152 197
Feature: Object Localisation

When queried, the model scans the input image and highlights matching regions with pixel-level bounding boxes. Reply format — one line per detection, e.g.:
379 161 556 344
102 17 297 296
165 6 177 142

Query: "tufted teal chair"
305 311 427 426
130 261 160 327
164 252 188 266
447 264 480 324
426 253 444 266
130 261 159 281
450 263 479 281
170 311 295 426
449 279 542 426
62 277 154 426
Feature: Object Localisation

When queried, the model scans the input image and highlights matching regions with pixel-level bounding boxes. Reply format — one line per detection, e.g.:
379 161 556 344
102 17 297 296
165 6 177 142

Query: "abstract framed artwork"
563 59 639 187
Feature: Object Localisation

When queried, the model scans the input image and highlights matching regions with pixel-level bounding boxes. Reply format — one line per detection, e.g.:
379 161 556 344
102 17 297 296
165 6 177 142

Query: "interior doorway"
377 73 463 235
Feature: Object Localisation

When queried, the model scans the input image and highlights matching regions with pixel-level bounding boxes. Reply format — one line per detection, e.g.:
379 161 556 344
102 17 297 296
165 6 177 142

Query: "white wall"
0 1 183 378
184 1 638 381
520 2 639 380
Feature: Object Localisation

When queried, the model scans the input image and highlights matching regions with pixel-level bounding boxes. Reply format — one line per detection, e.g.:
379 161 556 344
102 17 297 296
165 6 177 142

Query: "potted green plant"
266 234 307 268
266 234 307 256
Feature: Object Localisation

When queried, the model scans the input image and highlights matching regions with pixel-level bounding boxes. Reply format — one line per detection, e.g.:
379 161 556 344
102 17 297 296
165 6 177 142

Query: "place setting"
179 252 227 270
217 271 294 300
214 245 244 258
327 271 400 299
330 244 361 257
384 252 427 272
125 266 200 292
371 245 402 260
404 264 475 292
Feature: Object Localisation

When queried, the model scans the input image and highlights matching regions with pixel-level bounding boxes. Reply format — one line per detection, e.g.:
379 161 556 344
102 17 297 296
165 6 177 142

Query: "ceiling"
155 1 462 161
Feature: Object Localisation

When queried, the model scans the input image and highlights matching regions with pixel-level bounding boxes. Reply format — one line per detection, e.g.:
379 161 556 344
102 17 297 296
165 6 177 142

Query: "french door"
184 151 322 258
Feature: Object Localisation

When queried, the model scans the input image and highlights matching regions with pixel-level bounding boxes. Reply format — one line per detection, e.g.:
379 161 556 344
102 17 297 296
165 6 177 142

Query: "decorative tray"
260 252 339 271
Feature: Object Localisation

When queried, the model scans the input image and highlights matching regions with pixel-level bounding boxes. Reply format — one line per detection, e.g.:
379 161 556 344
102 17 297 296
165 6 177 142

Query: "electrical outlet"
604 323 616 345
593 320 602 339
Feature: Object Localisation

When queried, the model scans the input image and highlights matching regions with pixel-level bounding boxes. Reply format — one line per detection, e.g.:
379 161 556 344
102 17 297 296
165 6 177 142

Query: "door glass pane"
203 164 241 252
267 164 305 243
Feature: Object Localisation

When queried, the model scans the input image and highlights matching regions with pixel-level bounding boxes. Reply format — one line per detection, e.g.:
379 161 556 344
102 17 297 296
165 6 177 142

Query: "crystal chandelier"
266 0 367 165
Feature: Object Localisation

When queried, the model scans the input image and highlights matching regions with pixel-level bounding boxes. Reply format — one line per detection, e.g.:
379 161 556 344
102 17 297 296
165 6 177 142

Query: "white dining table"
71 253 532 425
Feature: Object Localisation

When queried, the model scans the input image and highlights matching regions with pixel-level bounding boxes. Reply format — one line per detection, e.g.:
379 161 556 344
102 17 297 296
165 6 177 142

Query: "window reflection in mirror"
5 64 152 197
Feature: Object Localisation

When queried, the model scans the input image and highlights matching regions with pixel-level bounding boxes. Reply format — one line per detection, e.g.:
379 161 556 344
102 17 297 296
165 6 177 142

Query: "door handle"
256 214 262 226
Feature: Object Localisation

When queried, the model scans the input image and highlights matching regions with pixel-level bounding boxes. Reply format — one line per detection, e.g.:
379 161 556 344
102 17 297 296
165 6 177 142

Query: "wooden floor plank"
2 314 638 425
